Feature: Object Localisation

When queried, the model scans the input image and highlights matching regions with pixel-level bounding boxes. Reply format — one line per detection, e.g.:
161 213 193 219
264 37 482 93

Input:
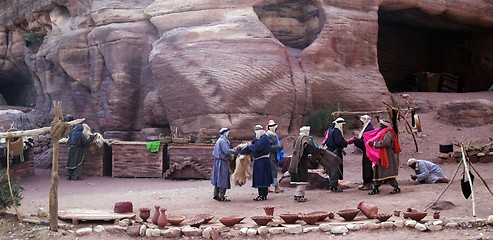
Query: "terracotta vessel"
336 209 360 221
263 206 275 216
375 213 392 222
152 205 160 225
406 211 427 222
299 214 319 225
433 211 440 219
279 213 299 224
157 208 168 228
357 201 378 219
188 217 206 228
167 215 186 226
219 216 244 227
393 210 401 217
139 208 150 222
309 211 330 221
195 214 214 224
251 215 273 226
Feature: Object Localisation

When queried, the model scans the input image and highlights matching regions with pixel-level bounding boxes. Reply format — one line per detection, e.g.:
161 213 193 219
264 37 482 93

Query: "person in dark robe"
266 120 284 193
66 124 95 180
323 117 348 192
289 126 315 202
347 115 375 190
211 128 238 201
366 119 402 195
240 125 273 201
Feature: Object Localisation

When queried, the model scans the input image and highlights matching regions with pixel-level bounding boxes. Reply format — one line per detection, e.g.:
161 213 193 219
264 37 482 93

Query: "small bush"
305 107 336 136
0 169 23 210
24 31 45 47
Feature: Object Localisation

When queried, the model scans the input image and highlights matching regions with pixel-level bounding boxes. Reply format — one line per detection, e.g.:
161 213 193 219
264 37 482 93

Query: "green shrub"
305 107 336 137
24 31 45 47
0 169 23 210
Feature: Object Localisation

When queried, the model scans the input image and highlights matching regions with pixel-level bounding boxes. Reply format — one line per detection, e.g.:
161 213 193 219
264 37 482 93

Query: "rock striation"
0 0 492 137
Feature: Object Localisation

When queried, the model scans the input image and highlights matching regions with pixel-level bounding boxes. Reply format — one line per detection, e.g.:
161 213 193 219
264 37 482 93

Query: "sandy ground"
2 92 493 239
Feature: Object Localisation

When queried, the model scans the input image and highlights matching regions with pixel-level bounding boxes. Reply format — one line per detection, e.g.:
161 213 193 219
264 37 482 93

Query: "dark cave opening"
378 8 493 93
0 73 36 107
253 0 324 49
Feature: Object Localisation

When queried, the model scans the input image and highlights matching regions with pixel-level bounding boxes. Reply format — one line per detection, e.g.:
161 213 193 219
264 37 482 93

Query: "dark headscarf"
69 124 84 145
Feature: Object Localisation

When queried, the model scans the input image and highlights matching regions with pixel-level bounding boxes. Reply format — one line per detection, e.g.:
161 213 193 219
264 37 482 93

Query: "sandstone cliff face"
0 0 492 138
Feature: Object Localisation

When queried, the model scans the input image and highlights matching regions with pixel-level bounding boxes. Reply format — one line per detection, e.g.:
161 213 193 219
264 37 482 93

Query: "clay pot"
263 206 275 216
152 205 160 225
157 208 168 228
219 216 244 227
279 213 299 224
358 201 378 219
433 211 440 219
114 201 133 213
336 209 361 221
309 211 330 221
299 214 319 225
251 215 273 226
139 208 150 222
406 211 427 222
375 213 392 222
393 210 401 217
188 217 206 228
195 214 214 224
167 215 186 226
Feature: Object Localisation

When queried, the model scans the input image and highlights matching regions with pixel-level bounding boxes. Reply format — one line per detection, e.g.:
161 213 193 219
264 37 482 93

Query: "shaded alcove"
0 71 36 107
253 0 324 49
378 8 493 92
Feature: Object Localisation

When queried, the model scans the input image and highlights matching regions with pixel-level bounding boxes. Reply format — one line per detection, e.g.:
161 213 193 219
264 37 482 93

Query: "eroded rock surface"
1 0 492 137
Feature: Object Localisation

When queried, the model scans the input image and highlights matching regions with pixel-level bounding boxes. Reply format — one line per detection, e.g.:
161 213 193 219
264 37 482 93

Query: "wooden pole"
461 144 476 217
424 160 463 211
48 101 67 231
0 119 84 138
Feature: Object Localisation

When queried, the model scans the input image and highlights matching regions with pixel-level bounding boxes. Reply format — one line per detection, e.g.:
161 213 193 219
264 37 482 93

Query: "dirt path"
3 92 493 239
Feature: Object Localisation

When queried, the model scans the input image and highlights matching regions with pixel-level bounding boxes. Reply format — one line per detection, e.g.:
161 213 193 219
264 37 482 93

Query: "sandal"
389 187 401 194
253 196 267 201
218 197 231 202
274 189 284 193
295 196 308 202
368 187 380 195
330 186 343 192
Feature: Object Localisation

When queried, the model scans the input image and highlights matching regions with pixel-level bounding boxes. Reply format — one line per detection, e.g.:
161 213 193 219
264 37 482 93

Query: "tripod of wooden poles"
424 143 493 216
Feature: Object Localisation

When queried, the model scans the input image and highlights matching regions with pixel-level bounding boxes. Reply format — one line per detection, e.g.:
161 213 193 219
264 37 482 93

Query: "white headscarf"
267 120 277 135
219 128 230 144
299 126 310 136
358 115 371 138
407 158 418 170
254 125 265 139
332 117 345 135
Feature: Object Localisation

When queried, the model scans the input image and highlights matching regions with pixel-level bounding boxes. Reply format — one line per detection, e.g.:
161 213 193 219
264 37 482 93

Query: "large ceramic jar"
152 205 160 225
357 201 378 219
158 208 168 228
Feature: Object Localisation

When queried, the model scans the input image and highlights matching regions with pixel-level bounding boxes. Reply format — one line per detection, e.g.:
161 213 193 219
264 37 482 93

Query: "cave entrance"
378 8 493 92
0 72 36 107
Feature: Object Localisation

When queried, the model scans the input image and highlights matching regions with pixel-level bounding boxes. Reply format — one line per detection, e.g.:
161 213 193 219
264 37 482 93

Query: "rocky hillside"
0 0 492 139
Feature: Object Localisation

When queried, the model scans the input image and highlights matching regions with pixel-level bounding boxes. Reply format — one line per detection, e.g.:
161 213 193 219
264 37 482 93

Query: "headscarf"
379 119 391 128
299 126 310 136
358 115 371 138
219 128 230 144
267 120 277 133
254 125 265 139
69 124 84 145
333 117 346 135
407 158 418 170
